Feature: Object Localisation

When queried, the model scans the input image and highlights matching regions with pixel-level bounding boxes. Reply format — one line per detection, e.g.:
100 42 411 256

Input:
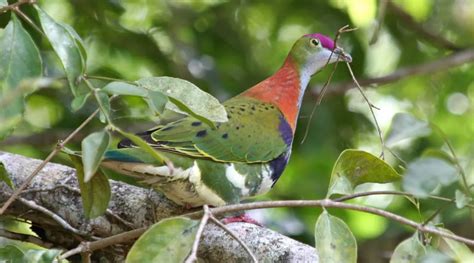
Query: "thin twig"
0 0 35 13
13 7 47 39
345 62 385 158
185 205 211 263
387 1 462 51
301 25 355 143
0 228 54 248
0 109 100 215
333 190 474 209
17 197 97 238
85 75 135 85
313 48 474 96
369 0 389 45
56 195 474 259
208 215 258 263
182 200 474 247
59 227 147 260
430 124 471 197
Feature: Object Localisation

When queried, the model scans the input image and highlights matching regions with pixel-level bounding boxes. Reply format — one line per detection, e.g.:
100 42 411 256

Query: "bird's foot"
221 214 262 226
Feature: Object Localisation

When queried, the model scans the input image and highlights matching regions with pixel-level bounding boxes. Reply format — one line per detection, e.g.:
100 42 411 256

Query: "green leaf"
61 23 88 70
147 90 168 114
314 211 357 263
71 155 111 218
126 217 199 263
438 228 474 261
117 129 167 163
96 90 111 121
136 76 228 124
385 113 431 146
0 14 42 139
0 162 14 189
455 190 471 209
36 6 84 96
81 130 110 182
328 149 401 197
103 81 148 97
0 245 25 263
389 234 426 263
402 157 457 198
23 249 62 263
71 91 91 112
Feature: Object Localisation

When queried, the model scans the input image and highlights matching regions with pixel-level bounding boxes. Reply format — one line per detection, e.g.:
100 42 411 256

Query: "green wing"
136 97 290 163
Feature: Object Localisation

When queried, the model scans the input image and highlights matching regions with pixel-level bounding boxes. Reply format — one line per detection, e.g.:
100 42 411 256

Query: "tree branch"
313 48 474 96
0 152 318 262
387 1 462 51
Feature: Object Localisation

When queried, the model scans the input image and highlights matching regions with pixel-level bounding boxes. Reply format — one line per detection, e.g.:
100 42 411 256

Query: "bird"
101 33 352 209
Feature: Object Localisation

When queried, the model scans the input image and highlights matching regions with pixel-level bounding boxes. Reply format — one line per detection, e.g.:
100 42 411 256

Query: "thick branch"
313 48 474 95
0 152 318 262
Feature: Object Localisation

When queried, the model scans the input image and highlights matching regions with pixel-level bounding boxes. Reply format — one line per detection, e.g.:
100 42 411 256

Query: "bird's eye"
310 38 320 46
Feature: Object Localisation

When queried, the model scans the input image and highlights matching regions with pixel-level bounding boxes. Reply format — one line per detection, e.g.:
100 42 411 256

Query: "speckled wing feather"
133 97 292 163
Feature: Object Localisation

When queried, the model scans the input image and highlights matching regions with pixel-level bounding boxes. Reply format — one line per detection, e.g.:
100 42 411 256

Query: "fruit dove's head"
290 33 351 76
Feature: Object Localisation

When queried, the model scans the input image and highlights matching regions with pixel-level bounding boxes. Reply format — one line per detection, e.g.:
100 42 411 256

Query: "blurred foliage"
1 0 474 262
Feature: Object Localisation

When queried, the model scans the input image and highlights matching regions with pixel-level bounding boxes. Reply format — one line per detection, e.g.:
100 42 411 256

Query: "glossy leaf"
0 245 24 263
23 249 62 263
0 14 42 139
103 81 148 97
81 130 110 182
385 113 431 146
62 23 88 70
117 129 167 163
137 76 228 123
402 157 457 198
314 211 357 263
328 149 401 196
439 228 474 261
71 155 111 218
147 90 168 114
455 190 471 209
0 162 14 189
36 6 84 96
71 91 91 112
126 217 199 263
96 90 111 121
390 235 426 263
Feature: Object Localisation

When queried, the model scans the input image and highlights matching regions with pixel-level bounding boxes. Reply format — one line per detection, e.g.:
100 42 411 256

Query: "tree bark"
0 151 318 262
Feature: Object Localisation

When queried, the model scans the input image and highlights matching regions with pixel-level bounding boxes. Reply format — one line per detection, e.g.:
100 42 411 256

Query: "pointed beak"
333 47 352 63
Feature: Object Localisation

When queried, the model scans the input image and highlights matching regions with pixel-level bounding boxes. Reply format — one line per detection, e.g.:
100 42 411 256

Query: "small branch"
59 227 147 260
313 48 474 95
17 197 95 238
430 124 471 198
0 109 100 215
301 25 356 143
333 190 474 209
208 215 258 263
345 62 385 158
183 200 474 247
13 7 47 38
387 1 462 51
369 0 389 45
185 205 211 263
0 228 54 248
0 0 35 13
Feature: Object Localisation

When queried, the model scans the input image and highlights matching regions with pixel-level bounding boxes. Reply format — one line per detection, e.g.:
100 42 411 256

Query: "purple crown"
304 33 335 50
